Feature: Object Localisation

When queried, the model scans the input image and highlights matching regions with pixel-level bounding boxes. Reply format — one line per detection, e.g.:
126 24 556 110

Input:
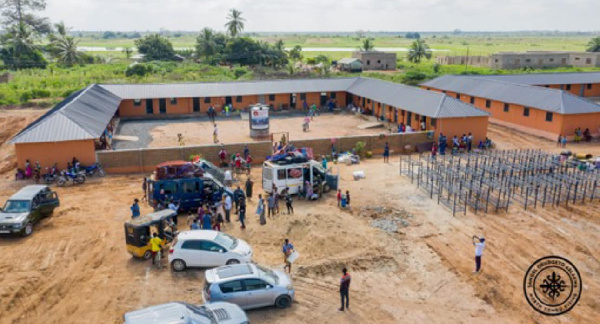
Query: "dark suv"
0 185 60 236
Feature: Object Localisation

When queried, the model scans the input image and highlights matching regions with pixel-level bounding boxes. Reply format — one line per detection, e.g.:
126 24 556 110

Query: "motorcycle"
81 163 105 177
43 166 60 184
57 170 86 187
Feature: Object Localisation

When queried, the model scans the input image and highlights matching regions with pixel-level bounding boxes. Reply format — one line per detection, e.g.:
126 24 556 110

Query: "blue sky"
46 0 600 32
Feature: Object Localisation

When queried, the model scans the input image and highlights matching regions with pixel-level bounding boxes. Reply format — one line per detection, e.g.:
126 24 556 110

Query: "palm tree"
360 38 374 51
54 36 83 66
4 23 37 55
195 27 217 60
586 37 600 52
274 39 285 51
407 39 432 63
122 47 133 59
224 9 245 37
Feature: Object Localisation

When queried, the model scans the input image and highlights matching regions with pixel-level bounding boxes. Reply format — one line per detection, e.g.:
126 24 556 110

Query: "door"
244 278 274 308
180 179 201 210
193 97 200 112
159 99 167 114
218 280 247 307
290 94 296 108
406 112 412 127
201 240 229 266
258 95 266 104
262 164 273 193
146 99 154 114
320 93 327 106
285 167 303 194
180 240 204 267
225 96 233 106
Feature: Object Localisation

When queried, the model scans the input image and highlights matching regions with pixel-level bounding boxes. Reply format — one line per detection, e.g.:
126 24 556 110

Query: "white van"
262 160 338 195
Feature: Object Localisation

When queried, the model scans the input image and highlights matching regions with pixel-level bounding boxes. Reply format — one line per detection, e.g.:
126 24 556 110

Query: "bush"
62 88 79 97
306 57 317 64
433 63 441 74
233 67 248 79
31 88 51 98
125 63 153 77
366 151 373 158
354 141 366 157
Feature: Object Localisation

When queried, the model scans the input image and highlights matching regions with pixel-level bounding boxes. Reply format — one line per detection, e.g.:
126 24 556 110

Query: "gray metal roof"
10 85 122 144
466 72 600 86
100 78 357 99
348 77 490 118
421 75 600 115
338 58 362 64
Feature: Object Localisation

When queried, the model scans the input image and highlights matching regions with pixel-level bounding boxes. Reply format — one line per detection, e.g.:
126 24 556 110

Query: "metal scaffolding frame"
399 149 599 216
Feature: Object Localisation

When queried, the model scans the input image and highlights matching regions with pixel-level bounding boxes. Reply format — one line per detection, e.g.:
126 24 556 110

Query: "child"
337 189 342 207
345 190 351 207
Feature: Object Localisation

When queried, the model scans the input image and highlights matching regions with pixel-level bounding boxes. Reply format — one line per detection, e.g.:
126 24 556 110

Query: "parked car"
0 185 59 236
169 230 252 272
203 264 295 310
123 301 248 324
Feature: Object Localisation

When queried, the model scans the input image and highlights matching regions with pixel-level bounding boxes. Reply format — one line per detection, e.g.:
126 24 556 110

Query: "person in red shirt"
339 267 351 311
218 147 228 167
431 142 438 160
245 155 253 175
235 153 242 174
337 189 342 207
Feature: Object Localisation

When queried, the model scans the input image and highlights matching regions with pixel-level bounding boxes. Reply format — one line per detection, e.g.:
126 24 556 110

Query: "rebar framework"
399 149 599 216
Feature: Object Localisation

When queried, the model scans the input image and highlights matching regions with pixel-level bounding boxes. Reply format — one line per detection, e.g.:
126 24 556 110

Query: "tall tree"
134 34 175 61
48 22 83 66
195 27 217 60
288 45 303 61
360 38 374 51
224 8 245 37
407 39 432 63
274 39 284 51
1 0 51 35
586 37 600 52
0 22 47 69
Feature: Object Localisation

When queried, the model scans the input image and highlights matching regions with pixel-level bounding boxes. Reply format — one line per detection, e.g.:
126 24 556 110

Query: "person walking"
233 186 245 214
473 236 486 273
557 134 562 147
141 178 148 201
224 194 232 223
213 209 223 231
245 177 254 200
337 189 342 207
339 268 351 311
285 189 294 214
131 199 141 218
561 135 567 148
243 144 250 159
268 193 276 218
282 239 295 273
245 154 253 175
383 142 390 163
274 190 280 215
345 190 351 207
224 104 230 117
191 219 200 230
213 124 219 144
467 133 473 152
431 142 438 160
322 155 328 170
257 194 266 225
208 106 215 123
238 198 246 229
150 233 162 267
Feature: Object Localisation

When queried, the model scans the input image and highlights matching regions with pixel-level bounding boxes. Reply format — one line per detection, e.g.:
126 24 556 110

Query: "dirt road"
0 123 599 323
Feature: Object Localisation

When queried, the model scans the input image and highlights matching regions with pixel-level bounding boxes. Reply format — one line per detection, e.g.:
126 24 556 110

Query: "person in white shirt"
223 194 232 223
420 121 426 131
224 169 233 186
473 236 485 273
405 125 413 132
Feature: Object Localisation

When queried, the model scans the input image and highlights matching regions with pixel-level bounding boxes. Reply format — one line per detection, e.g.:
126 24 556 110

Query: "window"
330 92 336 99
219 280 244 293
545 112 553 122
170 97 177 105
277 169 286 180
587 84 593 90
545 85 550 88
133 99 141 106
181 240 203 250
158 182 177 195
300 93 306 100
503 103 509 112
415 113 419 121
200 241 223 252
485 100 491 108
442 90 446 94
377 60 381 64
430 118 436 127
204 97 211 103
181 181 200 193
470 97 475 104
494 59 499 63
455 93 460 99
549 58 554 62
574 57 580 61
287 168 302 179
269 94 275 101
366 60 370 65
236 96 242 103
586 58 592 64
566 84 571 90
525 59 531 63
244 279 268 291
426 87 430 90
523 107 530 117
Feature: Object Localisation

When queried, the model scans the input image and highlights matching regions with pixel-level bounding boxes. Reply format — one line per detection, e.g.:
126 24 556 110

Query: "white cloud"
44 0 600 31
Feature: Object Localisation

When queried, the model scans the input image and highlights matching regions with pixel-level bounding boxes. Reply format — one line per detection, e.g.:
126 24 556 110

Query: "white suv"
123 301 248 324
169 230 253 272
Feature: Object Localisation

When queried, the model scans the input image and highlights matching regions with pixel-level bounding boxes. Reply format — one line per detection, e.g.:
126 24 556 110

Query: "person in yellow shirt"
150 233 162 265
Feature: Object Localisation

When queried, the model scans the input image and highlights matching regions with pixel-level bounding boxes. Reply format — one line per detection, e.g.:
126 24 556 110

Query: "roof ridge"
434 95 446 117
99 77 360 88
444 75 566 94
56 85 99 137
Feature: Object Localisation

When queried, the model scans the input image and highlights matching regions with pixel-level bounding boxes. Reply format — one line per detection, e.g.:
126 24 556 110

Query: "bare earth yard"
0 110 599 323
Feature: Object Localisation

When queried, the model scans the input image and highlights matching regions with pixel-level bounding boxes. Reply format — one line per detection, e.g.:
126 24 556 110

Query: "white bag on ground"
353 170 365 180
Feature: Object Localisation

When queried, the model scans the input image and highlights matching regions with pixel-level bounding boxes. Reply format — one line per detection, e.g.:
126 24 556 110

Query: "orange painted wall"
561 113 600 138
15 140 96 170
436 116 489 145
232 95 259 110
539 83 600 97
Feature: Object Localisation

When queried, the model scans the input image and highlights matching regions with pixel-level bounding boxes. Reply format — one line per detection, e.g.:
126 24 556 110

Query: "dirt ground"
148 114 386 148
0 117 599 323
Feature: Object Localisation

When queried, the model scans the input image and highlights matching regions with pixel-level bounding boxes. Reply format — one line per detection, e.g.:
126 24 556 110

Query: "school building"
421 73 600 140
11 77 489 170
